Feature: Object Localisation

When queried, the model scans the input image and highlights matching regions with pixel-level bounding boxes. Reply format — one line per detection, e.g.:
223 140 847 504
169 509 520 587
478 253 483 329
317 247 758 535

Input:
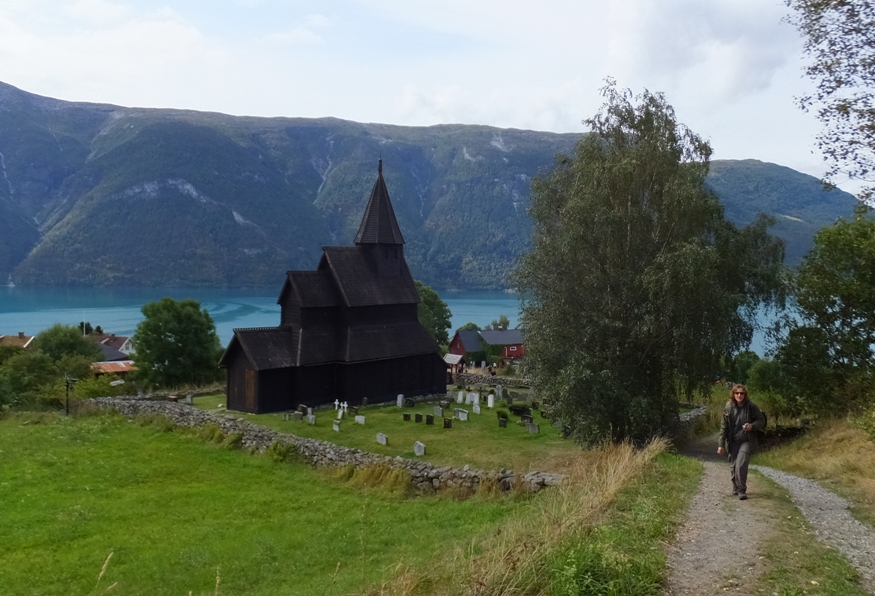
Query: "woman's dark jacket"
718 399 766 453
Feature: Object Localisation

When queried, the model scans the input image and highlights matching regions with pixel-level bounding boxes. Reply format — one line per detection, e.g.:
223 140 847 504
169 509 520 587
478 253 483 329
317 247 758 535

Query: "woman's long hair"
729 383 749 405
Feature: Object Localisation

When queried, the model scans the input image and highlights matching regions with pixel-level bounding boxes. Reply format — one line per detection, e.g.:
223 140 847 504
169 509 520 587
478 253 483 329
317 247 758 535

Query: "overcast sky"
0 0 842 190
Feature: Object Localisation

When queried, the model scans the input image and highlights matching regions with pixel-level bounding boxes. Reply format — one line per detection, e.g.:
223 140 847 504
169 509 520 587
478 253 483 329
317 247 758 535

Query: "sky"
0 0 847 192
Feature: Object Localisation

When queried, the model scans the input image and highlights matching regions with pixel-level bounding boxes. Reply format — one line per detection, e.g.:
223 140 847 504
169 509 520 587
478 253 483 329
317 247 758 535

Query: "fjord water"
0 286 520 346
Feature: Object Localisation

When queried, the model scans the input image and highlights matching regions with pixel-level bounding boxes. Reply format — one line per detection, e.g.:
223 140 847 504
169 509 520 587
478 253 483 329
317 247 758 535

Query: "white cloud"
68 0 130 26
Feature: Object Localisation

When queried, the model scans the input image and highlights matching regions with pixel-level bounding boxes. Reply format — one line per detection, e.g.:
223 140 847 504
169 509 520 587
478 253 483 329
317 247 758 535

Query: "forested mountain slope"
0 81 859 288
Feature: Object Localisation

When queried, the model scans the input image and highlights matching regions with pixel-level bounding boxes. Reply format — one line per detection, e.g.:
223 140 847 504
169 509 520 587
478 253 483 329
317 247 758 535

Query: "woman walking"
717 384 766 500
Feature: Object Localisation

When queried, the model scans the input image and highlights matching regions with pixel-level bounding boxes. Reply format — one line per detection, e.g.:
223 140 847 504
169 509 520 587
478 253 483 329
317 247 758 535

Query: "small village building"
92 361 137 378
448 328 526 362
219 162 446 414
0 332 34 349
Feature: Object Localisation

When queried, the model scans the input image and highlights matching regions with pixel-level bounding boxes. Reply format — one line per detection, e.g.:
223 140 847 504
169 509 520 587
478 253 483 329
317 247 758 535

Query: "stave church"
219 161 446 413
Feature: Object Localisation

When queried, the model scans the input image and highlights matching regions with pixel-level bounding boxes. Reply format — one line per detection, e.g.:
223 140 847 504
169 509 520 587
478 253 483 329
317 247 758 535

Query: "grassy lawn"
193 394 582 473
0 412 529 596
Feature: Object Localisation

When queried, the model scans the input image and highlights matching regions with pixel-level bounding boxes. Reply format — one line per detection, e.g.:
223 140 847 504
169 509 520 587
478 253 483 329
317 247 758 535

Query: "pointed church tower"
354 160 405 277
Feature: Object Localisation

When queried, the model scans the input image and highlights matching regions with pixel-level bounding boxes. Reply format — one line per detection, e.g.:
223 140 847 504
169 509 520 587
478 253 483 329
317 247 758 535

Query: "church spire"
354 160 404 246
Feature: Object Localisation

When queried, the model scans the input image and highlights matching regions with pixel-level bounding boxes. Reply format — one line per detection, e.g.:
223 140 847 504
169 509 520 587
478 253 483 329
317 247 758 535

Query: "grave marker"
397 394 404 408
415 413 423 423
414 441 426 456
443 418 453 429
333 420 341 432
473 404 481 415
527 423 540 434
487 394 495 408
293 411 303 422
457 391 464 403
355 415 365 425
425 414 434 425
376 433 388 446
455 408 469 421
307 414 316 425
403 413 411 421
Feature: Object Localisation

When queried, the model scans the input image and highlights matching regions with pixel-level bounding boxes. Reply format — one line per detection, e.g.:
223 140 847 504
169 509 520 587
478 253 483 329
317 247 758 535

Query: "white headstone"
307 407 313 416
473 404 481 415
434 406 443 418
333 420 341 432
466 392 477 404
414 441 426 456
307 415 316 425
496 385 503 399
527 423 540 434
341 401 349 413
336 409 344 420
457 390 464 403
334 399 340 410
481 360 486 369
455 408 469 421
487 394 495 408
376 433 388 446
397 394 404 408
355 415 365 425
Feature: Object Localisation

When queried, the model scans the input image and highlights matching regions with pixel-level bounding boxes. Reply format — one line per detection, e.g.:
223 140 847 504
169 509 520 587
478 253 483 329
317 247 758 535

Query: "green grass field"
0 412 529 596
194 394 583 473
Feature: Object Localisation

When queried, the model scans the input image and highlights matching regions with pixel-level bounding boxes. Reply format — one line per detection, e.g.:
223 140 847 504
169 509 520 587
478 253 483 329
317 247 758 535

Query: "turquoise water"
0 285 776 354
0 286 519 346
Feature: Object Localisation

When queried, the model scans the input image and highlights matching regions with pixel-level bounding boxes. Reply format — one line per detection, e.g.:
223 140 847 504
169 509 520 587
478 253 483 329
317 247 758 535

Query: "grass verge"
367 440 702 595
750 470 870 596
754 418 875 528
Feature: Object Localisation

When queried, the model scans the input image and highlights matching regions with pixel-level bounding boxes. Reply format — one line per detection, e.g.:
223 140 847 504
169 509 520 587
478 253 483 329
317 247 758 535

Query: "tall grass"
367 437 694 595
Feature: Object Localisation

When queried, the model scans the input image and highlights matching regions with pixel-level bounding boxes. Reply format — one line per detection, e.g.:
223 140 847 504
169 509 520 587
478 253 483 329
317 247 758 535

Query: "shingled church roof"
319 247 419 307
354 159 405 246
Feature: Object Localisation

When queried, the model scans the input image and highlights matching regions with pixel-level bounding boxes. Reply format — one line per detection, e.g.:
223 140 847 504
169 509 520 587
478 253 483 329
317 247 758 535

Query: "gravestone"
457 390 464 403
397 394 404 408
443 417 453 429
403 413 411 421
341 401 349 413
184 394 193 405
481 360 486 369
455 409 469 421
496 385 503 399
293 411 303 422
434 406 443 418
297 404 308 415
306 414 316 425
527 423 540 434
404 398 415 407
521 414 533 424
334 399 340 410
376 433 388 446
415 413 423 423
473 404 481 415
333 420 341 432
350 405 359 415
361 397 368 408
283 411 292 421
355 415 365 425
336 409 344 420
466 392 480 405
307 407 313 416
498 417 508 428
506 394 514 406
487 394 495 408
425 414 434 425
439 400 450 409
414 441 426 456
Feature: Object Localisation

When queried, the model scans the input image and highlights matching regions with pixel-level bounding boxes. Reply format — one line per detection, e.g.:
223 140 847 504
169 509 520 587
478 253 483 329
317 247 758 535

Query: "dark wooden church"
219 161 446 413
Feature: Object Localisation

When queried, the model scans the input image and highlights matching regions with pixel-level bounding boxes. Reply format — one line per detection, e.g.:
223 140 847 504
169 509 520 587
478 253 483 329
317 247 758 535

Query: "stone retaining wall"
92 396 562 495
453 373 531 388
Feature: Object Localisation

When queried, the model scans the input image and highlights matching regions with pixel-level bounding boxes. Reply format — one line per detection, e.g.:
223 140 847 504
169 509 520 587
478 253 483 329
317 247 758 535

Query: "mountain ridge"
0 81 860 288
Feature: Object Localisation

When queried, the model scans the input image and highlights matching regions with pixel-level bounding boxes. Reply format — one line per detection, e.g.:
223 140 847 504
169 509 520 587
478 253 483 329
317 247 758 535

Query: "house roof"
96 343 129 361
354 160 405 246
444 353 464 365
454 329 483 352
92 361 137 375
101 335 130 351
0 333 34 349
320 247 419 307
480 329 524 346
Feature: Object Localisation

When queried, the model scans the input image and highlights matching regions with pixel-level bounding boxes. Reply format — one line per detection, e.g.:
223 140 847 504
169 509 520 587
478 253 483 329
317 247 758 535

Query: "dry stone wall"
454 373 530 388
92 396 562 495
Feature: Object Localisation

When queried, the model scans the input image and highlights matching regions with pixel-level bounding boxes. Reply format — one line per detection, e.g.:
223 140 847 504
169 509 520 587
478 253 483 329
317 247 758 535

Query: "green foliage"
32 323 102 362
725 350 760 384
786 0 875 201
132 297 223 389
72 374 126 398
415 279 452 345
457 322 481 331
484 314 511 331
774 205 875 416
0 351 57 398
514 83 786 445
747 358 800 427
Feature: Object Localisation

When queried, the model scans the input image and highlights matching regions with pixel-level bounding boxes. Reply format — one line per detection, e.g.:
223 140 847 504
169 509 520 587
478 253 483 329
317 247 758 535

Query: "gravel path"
753 465 875 593
665 434 875 595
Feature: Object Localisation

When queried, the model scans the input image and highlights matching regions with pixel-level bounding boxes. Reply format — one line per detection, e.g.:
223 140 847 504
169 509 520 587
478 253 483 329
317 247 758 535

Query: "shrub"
221 431 244 450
